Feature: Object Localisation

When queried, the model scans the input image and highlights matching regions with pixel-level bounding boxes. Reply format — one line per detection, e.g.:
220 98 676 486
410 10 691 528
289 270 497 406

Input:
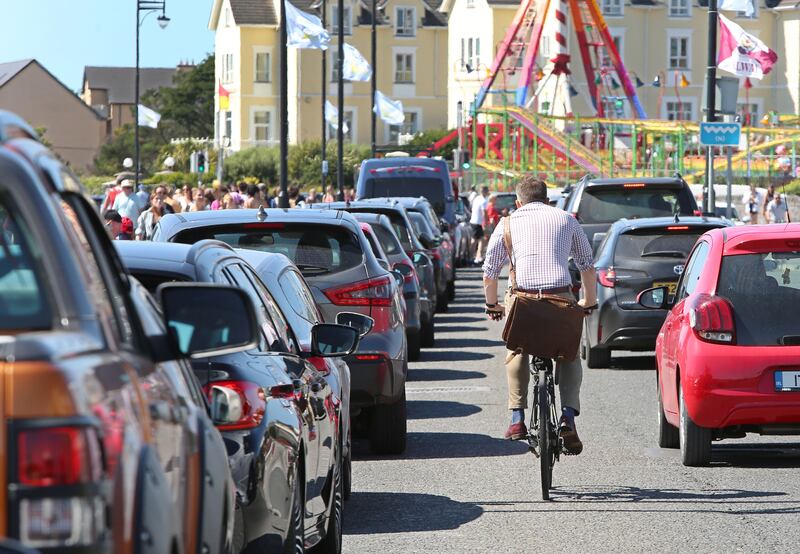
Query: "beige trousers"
504 290 583 413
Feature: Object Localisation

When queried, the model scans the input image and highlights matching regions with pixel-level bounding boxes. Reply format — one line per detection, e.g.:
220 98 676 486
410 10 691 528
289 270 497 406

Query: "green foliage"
224 147 280 184
82 175 115 195
783 179 800 195
143 171 215 187
94 123 165 176
404 128 457 158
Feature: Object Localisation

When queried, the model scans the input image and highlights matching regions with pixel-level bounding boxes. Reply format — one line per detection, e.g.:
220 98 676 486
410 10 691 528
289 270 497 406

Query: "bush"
223 146 280 184
81 175 115 195
143 171 215 187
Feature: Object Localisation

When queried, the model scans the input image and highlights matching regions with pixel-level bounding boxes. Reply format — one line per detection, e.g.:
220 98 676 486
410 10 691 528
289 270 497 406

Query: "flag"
342 43 372 82
719 0 754 17
374 91 405 125
137 104 161 128
285 1 330 50
218 82 230 110
679 73 690 87
324 100 349 134
717 14 778 80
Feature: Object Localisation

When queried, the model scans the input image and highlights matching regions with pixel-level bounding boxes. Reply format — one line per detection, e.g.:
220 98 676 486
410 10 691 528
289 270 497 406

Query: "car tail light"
597 268 616 288
429 250 441 261
623 183 646 188
308 356 330 375
688 294 736 344
693 210 703 216
242 223 286 229
393 259 417 284
355 354 383 361
202 380 267 430
666 226 689 231
324 275 393 306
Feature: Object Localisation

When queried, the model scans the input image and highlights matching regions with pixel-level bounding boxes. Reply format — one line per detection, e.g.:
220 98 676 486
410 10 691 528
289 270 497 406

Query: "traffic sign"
699 122 741 147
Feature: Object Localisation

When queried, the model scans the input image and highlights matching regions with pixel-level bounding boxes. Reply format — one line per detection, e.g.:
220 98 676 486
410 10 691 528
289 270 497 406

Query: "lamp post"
135 1 169 189
370 0 378 157
336 0 345 200
280 0 289 208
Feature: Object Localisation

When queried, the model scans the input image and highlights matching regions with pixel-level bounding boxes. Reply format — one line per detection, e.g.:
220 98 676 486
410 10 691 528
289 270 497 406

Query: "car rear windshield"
408 211 431 237
172 223 364 276
349 209 413 250
717 252 800 346
364 177 446 214
492 194 517 214
578 186 694 224
372 225 402 256
613 228 708 263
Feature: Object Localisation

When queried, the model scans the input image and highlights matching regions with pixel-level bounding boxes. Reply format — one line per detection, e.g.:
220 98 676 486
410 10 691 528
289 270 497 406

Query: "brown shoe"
504 421 528 441
559 418 583 455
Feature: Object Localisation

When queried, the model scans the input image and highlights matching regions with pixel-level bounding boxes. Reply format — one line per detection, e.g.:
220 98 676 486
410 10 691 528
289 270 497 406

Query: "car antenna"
257 205 267 221
674 213 680 223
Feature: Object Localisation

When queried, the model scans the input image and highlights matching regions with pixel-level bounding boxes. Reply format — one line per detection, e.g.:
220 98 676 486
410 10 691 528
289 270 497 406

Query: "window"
460 38 480 71
330 51 350 82
602 0 622 16
331 5 352 35
394 53 414 83
466 0 475 7
240 265 298 354
395 7 416 36
224 111 232 139
669 36 689 69
326 109 354 142
253 110 272 143
666 101 692 121
224 7 233 26
676 241 709 301
668 0 690 17
388 111 420 144
737 102 759 126
541 36 551 58
221 53 234 83
255 51 271 82
279 269 323 325
224 264 285 353
737 0 757 18
602 34 623 66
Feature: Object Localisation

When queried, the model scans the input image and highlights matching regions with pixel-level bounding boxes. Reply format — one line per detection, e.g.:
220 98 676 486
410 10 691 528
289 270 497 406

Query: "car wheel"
657 377 679 449
342 449 352 501
583 333 611 369
368 392 407 455
679 386 711 467
284 466 305 554
407 330 421 361
447 280 456 301
421 316 435 348
313 441 343 554
436 292 449 313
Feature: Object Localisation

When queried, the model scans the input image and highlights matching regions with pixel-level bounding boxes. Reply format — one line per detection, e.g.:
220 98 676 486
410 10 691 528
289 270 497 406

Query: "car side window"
224 264 287 353
239 265 300 355
279 268 322 325
676 241 709 301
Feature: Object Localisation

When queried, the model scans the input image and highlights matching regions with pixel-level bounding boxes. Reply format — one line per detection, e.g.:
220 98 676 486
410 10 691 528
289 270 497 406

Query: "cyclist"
482 177 596 454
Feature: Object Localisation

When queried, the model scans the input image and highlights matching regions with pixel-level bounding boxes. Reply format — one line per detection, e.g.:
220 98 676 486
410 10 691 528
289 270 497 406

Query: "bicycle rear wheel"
538 381 552 500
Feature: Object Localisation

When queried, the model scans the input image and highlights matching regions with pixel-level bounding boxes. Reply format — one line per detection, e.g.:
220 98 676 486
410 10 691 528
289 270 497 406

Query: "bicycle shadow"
407 368 486 381
407 400 482 420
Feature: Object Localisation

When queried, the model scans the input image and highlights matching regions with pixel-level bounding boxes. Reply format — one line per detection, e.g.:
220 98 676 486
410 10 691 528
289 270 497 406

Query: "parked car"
713 203 745 224
407 210 453 312
489 191 518 216
562 175 700 244
582 216 732 368
639 223 800 466
316 200 439 339
0 111 244 552
117 239 356 552
356 157 457 225
454 194 473 266
154 209 409 454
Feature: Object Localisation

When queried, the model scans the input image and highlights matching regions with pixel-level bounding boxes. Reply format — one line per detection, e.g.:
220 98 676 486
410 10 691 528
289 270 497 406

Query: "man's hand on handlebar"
577 298 598 315
485 304 505 321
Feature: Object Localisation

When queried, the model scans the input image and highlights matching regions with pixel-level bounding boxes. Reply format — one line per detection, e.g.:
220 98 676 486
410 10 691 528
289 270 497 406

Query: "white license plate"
775 371 800 391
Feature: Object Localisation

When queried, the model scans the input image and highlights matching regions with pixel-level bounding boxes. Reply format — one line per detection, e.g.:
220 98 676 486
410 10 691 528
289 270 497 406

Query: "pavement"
342 267 800 553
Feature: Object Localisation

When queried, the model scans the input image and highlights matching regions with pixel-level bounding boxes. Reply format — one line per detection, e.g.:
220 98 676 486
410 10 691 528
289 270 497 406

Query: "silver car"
154 208 409 455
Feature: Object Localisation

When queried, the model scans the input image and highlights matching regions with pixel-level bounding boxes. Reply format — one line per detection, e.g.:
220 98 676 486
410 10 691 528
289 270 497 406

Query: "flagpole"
135 7 141 189
703 0 719 213
280 0 289 208
337 0 345 200
321 0 328 191
370 0 377 157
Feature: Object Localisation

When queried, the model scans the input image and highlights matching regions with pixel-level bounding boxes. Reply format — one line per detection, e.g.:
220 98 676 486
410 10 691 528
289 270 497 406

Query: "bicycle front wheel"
538 381 553 500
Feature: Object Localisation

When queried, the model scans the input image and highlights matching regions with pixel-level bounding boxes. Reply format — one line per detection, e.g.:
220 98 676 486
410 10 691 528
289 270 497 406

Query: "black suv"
582 216 731 368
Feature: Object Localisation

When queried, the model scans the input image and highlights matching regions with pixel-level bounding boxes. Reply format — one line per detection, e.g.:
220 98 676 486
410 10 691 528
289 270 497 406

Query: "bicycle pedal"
528 446 540 458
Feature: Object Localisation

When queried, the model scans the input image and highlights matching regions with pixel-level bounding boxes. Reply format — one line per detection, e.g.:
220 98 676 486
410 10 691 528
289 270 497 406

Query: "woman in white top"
135 194 166 240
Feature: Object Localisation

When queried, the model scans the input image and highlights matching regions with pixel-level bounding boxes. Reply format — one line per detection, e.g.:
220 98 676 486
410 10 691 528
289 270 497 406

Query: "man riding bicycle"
482 177 597 455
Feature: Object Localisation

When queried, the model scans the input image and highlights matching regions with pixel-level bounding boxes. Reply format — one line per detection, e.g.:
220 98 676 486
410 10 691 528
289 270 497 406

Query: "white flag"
137 104 161 128
717 14 777 80
342 43 372 82
374 91 405 126
324 100 349 134
719 0 754 17
286 1 330 50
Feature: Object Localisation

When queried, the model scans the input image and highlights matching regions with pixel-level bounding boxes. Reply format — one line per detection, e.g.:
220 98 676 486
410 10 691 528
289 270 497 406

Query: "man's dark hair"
515 176 548 205
103 209 122 223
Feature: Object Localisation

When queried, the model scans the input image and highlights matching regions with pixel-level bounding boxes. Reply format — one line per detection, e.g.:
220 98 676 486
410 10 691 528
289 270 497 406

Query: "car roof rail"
0 110 39 143
187 239 235 265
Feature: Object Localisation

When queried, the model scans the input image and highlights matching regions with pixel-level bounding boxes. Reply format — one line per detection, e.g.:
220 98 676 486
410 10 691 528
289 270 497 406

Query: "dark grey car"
154 208 409 455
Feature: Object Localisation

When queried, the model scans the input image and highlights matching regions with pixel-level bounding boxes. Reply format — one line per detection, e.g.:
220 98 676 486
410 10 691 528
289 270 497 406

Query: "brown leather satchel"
500 217 585 361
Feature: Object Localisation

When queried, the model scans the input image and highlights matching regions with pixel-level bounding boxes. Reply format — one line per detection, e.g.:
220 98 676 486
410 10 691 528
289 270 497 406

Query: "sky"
2 0 216 92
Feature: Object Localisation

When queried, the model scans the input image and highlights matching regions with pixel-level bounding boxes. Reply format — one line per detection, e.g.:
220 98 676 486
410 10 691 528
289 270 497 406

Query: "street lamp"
135 1 170 190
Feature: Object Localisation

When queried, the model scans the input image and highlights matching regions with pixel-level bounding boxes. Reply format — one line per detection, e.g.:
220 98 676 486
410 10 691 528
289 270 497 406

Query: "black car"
582 216 732 368
562 175 700 246
116 240 358 553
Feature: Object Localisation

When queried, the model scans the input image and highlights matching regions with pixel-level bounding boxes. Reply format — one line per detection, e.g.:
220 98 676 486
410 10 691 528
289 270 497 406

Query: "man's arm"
579 267 597 307
570 222 597 308
482 218 508 317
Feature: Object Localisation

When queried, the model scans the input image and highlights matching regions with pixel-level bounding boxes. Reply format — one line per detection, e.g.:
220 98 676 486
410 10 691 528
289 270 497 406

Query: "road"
342 268 800 553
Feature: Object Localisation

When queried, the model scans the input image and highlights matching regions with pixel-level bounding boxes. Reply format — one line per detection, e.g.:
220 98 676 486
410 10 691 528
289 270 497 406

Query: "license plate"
775 371 800 392
653 281 678 296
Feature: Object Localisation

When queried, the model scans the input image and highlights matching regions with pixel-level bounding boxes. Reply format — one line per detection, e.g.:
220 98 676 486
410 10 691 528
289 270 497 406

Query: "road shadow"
344 492 483 534
562 485 786 503
408 368 485 382
434 315 486 324
711 443 800 468
592 355 657 371
435 325 485 334
407 400 482 420
353 431 528 460
419 350 494 362
439 304 480 315
433 337 506 349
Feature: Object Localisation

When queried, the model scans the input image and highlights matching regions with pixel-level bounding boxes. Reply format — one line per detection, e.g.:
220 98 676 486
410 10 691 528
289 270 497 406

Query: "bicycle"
527 355 562 501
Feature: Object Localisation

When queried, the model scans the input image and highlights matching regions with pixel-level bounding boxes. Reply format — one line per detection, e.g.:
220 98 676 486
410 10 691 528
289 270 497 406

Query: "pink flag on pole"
717 14 778 80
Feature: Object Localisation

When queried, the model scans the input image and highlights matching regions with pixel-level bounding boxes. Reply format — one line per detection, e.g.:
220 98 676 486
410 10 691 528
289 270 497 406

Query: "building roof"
82 66 177 104
230 0 277 25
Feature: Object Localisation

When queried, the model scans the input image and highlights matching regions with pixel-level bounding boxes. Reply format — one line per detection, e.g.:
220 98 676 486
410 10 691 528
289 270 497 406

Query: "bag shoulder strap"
502 216 517 290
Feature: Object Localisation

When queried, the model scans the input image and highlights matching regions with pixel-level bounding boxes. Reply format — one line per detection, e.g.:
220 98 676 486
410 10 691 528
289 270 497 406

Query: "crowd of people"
745 183 790 224
100 177 355 241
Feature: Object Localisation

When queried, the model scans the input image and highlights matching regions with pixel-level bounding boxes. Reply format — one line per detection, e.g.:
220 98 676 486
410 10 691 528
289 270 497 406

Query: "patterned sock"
511 409 524 424
561 406 576 427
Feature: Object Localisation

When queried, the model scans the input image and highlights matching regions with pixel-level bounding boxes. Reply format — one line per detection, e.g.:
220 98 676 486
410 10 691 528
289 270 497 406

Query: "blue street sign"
699 122 742 146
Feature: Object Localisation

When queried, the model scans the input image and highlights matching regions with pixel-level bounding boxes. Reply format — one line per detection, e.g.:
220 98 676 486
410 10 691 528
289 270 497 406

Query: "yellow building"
442 0 800 126
209 0 449 151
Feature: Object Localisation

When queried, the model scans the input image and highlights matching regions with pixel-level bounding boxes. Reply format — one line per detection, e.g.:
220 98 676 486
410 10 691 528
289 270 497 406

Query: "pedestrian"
135 193 166 240
470 186 490 264
135 184 150 208
288 186 300 208
244 184 262 208
190 190 209 211
163 186 182 214
323 185 336 203
766 193 788 223
344 187 355 202
151 185 176 214
744 188 761 224
111 179 144 222
118 217 134 240
103 209 123 239
101 177 123 212
178 185 193 212
762 184 776 220
485 194 500 235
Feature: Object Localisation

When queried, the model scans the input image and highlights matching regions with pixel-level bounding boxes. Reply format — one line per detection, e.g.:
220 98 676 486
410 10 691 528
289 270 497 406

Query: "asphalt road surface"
343 268 800 553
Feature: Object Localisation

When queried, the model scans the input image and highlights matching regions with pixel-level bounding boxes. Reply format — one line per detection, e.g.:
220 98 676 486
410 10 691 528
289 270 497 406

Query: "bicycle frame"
527 356 563 500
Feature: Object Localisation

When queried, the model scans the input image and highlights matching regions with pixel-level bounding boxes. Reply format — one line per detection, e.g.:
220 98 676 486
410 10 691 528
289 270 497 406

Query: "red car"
639 223 800 466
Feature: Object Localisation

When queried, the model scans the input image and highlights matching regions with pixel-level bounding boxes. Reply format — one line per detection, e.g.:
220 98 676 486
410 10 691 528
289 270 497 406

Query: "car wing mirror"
637 286 671 310
390 270 404 288
158 283 259 359
418 232 434 249
209 384 244 425
413 251 430 267
310 323 360 357
336 312 374 337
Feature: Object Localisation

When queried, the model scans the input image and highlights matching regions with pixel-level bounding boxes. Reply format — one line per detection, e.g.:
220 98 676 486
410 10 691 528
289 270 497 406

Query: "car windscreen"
372 225 402 256
613 228 707 263
717 251 800 346
578 186 694 224
364 177 445 214
172 223 364 276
